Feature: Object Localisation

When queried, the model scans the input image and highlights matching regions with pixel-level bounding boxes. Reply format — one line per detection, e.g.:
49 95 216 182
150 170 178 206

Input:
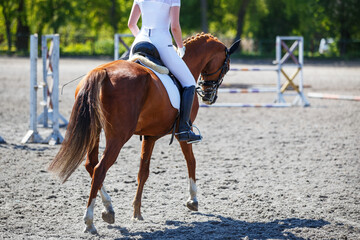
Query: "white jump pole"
22 34 43 144
276 36 284 104
200 103 292 108
308 92 360 101
41 35 49 127
114 33 120 60
114 33 133 60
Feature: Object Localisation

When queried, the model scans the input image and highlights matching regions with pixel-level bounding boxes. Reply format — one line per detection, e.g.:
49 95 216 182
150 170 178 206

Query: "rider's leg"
177 86 202 143
158 45 202 143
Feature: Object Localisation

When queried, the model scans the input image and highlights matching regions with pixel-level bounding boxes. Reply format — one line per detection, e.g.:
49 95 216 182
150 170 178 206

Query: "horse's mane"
183 32 223 48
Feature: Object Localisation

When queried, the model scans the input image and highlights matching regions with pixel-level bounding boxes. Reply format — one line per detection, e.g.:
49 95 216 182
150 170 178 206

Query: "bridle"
196 48 230 104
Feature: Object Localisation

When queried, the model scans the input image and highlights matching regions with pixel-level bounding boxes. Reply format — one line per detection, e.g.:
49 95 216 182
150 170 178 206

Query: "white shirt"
130 0 196 88
133 0 181 29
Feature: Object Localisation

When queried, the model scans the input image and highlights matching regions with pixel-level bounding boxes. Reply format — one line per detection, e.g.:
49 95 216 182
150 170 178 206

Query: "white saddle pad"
139 62 180 111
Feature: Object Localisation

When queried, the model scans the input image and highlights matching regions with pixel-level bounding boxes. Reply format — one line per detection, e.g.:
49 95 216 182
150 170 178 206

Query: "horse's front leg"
133 136 157 220
179 141 198 211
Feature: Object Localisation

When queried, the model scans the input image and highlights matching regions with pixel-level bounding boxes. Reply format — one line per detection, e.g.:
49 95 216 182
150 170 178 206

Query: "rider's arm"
170 6 184 49
128 3 141 37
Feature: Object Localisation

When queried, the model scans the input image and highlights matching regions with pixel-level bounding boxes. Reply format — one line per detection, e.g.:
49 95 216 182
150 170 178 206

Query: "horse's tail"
48 68 107 183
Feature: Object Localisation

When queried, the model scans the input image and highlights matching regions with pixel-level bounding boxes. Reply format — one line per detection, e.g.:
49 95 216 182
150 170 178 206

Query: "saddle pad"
129 54 169 74
139 62 180 111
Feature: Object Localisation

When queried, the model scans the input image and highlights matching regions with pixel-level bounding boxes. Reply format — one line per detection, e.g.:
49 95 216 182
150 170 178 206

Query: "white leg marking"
186 178 198 211
189 178 197 201
83 198 97 234
100 185 115 224
100 186 112 209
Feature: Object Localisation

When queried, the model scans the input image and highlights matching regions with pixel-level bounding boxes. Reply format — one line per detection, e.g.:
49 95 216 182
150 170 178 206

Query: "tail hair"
48 69 107 182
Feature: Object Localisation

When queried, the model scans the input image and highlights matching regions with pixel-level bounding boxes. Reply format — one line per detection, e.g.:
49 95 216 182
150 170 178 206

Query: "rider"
128 0 202 143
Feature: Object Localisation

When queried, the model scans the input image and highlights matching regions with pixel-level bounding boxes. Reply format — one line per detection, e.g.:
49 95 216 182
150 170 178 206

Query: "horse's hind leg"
83 138 124 234
84 134 115 225
179 141 198 211
133 136 157 220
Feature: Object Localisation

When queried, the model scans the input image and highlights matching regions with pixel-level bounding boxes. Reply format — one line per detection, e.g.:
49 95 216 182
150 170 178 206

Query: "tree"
200 0 208 33
318 0 360 56
0 0 17 52
111 0 119 34
234 0 250 42
15 0 30 52
250 0 300 53
181 0 202 34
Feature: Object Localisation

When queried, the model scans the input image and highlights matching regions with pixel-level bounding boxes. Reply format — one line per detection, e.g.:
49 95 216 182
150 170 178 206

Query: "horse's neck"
184 44 212 82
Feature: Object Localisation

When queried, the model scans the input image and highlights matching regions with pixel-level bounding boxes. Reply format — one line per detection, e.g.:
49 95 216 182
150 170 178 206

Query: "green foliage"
180 0 201 33
207 0 239 37
0 0 359 58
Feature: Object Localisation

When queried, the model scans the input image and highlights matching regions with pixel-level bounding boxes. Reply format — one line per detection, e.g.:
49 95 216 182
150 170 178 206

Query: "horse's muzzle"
201 92 218 105
196 83 219 105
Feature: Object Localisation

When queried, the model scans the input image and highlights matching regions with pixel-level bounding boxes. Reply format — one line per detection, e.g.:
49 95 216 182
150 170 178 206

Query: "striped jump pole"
41 34 64 145
200 103 292 108
218 87 277 93
308 92 360 102
230 67 277 72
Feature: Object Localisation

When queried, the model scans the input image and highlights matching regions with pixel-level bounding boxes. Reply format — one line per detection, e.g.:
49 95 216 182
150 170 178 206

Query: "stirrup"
176 125 202 144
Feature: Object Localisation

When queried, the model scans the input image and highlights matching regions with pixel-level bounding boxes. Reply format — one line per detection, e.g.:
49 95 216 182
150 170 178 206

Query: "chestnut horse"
48 33 240 234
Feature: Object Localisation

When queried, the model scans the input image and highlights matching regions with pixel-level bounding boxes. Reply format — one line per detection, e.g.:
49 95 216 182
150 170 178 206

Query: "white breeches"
130 28 196 88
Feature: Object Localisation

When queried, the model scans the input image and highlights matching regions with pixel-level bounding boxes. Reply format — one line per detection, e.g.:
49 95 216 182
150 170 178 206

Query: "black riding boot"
177 86 202 143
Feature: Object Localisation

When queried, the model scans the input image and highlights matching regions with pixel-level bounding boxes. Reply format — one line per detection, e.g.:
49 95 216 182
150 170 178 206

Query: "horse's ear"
228 39 241 55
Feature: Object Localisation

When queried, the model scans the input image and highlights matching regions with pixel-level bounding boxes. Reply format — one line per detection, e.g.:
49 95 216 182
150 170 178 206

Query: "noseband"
196 48 230 104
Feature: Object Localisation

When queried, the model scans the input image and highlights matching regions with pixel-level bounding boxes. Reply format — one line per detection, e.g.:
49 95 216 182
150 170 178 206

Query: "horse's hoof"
84 224 97 234
186 199 198 211
102 209 115 224
132 214 144 221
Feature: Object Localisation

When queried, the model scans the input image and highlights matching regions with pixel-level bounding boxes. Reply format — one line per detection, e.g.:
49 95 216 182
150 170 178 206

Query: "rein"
196 48 230 104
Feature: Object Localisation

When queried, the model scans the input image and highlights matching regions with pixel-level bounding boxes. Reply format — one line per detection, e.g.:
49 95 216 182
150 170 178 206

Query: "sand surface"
0 57 359 239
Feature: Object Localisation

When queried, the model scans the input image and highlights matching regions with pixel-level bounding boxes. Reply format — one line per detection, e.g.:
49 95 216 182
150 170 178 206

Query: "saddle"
129 42 182 91
131 41 165 67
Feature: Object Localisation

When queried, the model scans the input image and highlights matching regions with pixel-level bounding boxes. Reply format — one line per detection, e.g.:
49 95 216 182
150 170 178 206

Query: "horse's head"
184 34 240 105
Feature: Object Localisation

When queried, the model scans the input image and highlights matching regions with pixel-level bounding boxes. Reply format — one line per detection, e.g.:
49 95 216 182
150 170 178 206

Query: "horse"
48 33 240 234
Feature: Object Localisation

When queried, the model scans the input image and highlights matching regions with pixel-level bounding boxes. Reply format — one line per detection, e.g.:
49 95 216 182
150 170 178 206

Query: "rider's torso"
136 0 173 29
133 0 180 47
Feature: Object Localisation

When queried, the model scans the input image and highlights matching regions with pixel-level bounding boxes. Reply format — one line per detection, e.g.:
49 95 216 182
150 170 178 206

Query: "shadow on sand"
109 213 329 240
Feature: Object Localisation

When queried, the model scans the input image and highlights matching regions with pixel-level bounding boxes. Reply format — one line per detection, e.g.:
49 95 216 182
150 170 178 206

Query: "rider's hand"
177 46 186 58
